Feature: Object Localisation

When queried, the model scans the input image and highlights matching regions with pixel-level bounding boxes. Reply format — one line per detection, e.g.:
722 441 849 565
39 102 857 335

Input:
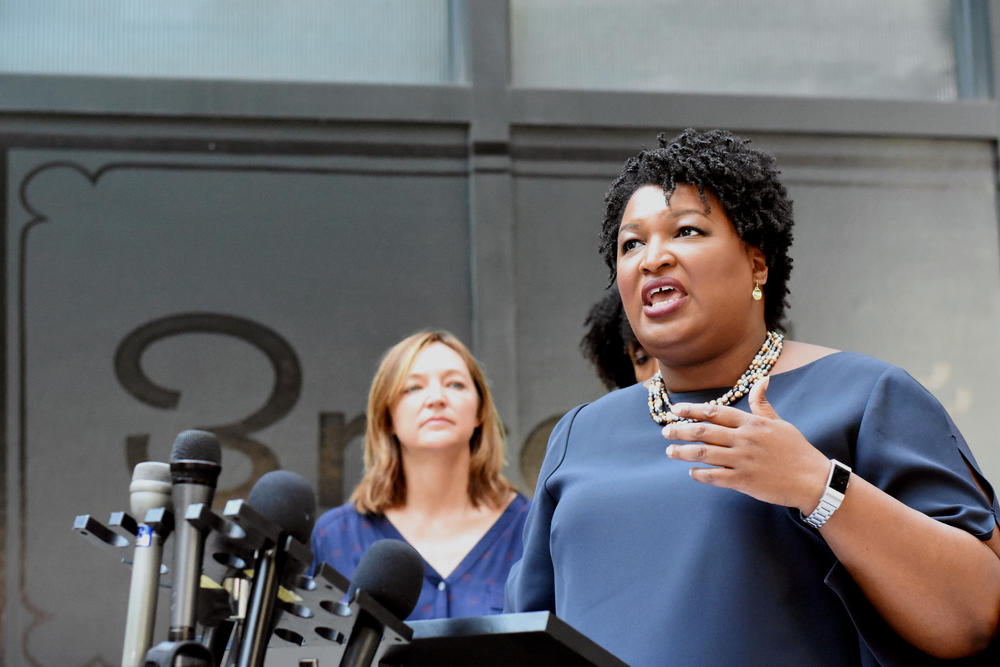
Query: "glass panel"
0 0 457 84
511 0 961 100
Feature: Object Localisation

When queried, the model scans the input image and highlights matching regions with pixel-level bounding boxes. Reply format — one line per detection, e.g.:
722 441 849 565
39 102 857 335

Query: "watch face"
830 463 851 493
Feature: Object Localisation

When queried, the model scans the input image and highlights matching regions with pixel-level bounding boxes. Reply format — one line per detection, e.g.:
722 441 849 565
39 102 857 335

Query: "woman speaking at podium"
312 330 528 620
506 129 1000 665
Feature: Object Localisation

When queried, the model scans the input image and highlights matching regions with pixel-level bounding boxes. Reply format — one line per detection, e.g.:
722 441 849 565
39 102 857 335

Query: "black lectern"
262 611 628 666
386 611 628 666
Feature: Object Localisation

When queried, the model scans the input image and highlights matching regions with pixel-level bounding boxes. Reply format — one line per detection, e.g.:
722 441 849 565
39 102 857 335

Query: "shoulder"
313 502 375 535
569 383 654 438
770 348 942 420
577 382 647 418
772 340 839 373
496 492 531 533
773 344 902 384
538 385 645 454
541 384 652 465
509 491 531 514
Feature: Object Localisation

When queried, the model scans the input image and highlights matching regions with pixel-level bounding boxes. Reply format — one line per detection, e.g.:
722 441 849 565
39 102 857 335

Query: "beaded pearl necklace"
647 330 784 426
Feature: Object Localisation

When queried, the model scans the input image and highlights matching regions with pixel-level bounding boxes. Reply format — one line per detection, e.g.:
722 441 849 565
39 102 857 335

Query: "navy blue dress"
312 493 529 620
506 352 999 666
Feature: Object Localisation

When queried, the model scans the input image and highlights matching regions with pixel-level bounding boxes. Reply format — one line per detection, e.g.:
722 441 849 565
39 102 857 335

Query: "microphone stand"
219 499 311 667
121 507 174 667
236 543 281 667
145 502 229 667
78 492 402 666
73 510 214 667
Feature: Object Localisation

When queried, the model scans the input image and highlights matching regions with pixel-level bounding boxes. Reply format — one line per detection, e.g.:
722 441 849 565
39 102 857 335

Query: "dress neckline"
663 350 844 401
377 493 525 582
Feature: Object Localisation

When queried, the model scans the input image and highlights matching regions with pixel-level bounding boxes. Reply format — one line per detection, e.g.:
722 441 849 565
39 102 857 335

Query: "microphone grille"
170 429 222 464
348 539 424 620
130 461 172 517
247 470 317 544
132 460 171 484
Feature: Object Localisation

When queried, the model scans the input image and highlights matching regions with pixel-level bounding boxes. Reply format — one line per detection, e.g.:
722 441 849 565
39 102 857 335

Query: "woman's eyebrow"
667 207 709 218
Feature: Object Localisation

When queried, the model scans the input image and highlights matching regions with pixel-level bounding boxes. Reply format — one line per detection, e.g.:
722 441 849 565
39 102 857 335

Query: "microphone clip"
143 639 214 667
74 507 175 561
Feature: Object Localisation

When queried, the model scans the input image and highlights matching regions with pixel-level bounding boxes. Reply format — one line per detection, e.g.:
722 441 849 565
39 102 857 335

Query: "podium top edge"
407 611 628 667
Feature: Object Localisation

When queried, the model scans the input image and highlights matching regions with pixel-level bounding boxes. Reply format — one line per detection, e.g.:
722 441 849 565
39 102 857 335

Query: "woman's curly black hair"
580 289 642 390
598 128 794 331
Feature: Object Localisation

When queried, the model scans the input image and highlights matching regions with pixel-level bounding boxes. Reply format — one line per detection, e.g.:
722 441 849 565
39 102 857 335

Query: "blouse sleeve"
308 511 333 576
308 503 359 579
824 366 999 666
504 404 585 613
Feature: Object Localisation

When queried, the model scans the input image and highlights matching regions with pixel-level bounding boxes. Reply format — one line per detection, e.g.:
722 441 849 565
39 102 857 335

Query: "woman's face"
616 184 766 364
389 342 482 455
627 343 657 383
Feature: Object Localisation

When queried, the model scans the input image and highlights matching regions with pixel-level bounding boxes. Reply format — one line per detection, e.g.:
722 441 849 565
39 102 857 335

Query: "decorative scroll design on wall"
114 312 302 505
15 161 97 666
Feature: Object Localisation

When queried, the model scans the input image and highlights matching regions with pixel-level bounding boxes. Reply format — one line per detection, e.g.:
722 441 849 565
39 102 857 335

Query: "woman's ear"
749 246 768 285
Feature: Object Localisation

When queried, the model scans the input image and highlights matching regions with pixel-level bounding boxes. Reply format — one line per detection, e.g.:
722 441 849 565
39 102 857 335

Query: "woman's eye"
448 381 467 389
677 226 702 238
403 384 422 394
621 238 642 253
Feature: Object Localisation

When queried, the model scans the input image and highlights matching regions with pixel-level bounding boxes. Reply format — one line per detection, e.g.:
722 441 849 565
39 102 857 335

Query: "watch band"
801 459 851 529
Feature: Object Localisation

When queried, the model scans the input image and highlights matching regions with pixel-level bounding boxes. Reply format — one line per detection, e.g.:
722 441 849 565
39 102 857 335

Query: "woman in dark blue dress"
506 129 1000 666
312 330 528 620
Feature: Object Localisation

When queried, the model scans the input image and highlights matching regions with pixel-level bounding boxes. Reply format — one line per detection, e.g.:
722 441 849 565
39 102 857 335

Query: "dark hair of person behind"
598 128 794 331
580 290 642 390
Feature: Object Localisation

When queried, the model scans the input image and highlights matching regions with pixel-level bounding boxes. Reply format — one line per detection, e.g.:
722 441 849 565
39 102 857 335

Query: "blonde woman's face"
389 342 482 455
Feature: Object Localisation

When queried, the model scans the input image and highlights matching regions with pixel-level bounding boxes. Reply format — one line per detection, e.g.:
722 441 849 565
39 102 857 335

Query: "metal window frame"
1 0 999 464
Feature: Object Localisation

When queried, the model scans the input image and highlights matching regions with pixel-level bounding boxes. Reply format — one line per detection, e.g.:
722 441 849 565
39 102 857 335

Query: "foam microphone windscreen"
348 539 424 620
247 470 317 543
133 460 173 485
170 429 222 464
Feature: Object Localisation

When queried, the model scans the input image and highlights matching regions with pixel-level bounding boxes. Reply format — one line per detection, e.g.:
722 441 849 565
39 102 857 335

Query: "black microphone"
339 539 424 667
236 470 316 667
121 461 172 667
168 429 222 642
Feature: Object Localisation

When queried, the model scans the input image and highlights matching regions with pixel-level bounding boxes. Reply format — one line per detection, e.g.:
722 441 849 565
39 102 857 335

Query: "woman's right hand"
664 376 832 514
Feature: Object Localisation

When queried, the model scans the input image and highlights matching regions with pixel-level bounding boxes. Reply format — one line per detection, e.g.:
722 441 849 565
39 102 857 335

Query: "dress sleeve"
504 404 584 613
853 366 997 535
824 366 999 666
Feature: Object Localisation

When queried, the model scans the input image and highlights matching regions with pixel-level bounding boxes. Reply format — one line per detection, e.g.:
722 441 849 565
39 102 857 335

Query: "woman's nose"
640 238 674 273
423 382 446 405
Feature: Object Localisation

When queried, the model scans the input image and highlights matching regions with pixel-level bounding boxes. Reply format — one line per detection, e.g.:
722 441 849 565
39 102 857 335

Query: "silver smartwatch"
801 459 851 529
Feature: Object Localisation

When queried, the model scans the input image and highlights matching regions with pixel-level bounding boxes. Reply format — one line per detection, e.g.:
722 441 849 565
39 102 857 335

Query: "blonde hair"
351 330 514 514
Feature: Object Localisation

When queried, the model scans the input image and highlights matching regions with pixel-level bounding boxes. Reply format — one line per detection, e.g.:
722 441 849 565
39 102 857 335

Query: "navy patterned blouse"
311 493 529 620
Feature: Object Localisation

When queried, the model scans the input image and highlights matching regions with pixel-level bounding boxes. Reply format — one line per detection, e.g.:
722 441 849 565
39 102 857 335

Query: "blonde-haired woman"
311 330 528 619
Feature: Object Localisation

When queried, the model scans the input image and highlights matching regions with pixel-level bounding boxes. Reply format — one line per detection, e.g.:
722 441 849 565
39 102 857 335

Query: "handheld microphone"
236 470 317 667
120 461 172 667
339 539 423 667
168 429 222 642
